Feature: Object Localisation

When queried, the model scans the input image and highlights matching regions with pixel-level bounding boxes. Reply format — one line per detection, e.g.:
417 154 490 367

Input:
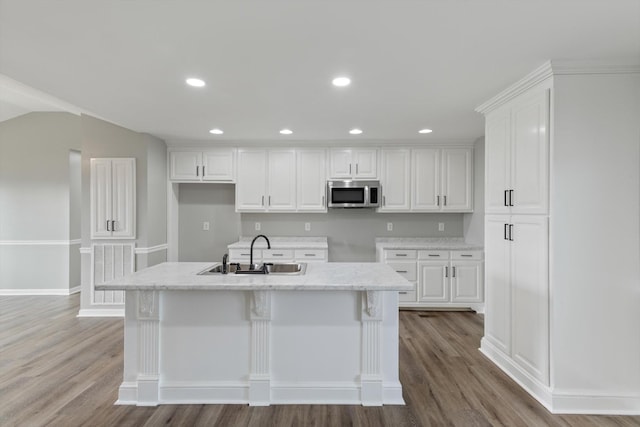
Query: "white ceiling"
0 0 638 143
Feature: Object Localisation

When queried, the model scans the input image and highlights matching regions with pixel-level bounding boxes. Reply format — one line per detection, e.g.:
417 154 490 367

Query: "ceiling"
1 0 638 144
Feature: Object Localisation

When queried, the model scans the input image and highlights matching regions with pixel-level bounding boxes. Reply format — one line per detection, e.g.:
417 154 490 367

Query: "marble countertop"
96 261 412 291
375 237 483 251
228 236 328 249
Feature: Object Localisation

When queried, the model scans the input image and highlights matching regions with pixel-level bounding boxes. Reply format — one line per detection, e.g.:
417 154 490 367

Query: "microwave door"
331 187 365 206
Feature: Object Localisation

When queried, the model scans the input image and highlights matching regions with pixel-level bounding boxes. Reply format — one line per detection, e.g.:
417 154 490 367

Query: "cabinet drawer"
229 248 261 261
387 262 417 281
418 250 449 260
294 249 327 262
262 249 294 260
451 250 483 260
385 250 417 260
398 283 417 302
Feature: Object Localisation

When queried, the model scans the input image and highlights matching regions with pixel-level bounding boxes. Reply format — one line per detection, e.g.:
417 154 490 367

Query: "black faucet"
222 253 228 274
249 234 271 270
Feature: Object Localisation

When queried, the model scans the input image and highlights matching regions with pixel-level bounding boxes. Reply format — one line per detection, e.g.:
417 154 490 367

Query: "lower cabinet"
229 247 328 263
380 248 484 311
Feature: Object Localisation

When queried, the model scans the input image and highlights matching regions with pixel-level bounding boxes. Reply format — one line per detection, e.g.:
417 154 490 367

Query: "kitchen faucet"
250 234 271 270
222 253 228 274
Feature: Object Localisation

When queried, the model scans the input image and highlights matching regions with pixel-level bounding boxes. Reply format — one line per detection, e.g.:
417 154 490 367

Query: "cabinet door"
297 149 326 211
511 215 549 385
110 158 136 239
353 149 377 179
511 89 549 215
484 215 511 355
441 148 473 212
411 148 440 211
170 151 201 181
203 149 235 182
451 261 483 302
329 149 353 178
418 261 448 302
236 149 267 211
379 149 410 211
267 150 296 211
90 159 113 238
485 108 511 214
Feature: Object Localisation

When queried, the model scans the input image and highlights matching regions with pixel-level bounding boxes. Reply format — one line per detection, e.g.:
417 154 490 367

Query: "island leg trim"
361 291 384 406
136 290 160 406
249 291 272 405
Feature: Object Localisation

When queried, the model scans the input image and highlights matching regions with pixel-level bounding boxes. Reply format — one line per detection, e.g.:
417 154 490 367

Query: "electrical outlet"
255 222 261 231
305 222 311 231
387 222 393 231
203 221 210 231
438 222 445 232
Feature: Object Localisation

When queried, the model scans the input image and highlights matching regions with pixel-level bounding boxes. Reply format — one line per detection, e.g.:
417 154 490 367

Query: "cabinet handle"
241 253 250 256
396 254 407 257
509 224 514 241
203 166 205 176
349 164 352 175
196 166 199 177
509 190 514 207
445 266 448 278
399 291 408 295
428 254 440 257
272 253 283 257
437 195 440 206
261 196 265 206
322 195 325 206
504 223 509 240
461 254 473 257
396 270 408 273
111 220 116 231
106 220 110 231
444 195 447 206
504 190 508 207
452 266 456 278
356 164 359 174
304 254 316 257
268 196 271 206
383 195 386 206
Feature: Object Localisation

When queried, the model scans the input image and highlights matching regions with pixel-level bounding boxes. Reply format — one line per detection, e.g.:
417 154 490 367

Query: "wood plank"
0 296 639 426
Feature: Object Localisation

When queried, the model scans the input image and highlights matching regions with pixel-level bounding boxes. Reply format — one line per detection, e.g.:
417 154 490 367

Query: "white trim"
165 138 477 149
69 285 81 295
0 288 79 296
77 308 124 317
550 390 640 415
0 239 81 246
79 247 91 255
134 244 168 255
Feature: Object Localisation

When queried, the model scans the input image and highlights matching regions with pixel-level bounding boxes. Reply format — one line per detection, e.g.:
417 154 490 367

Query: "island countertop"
96 261 413 292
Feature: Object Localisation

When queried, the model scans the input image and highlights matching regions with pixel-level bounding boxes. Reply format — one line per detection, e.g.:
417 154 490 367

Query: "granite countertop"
228 236 328 249
96 261 412 292
375 237 483 251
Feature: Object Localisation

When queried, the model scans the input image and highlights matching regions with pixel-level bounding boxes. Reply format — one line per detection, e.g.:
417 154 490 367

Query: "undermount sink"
198 262 306 276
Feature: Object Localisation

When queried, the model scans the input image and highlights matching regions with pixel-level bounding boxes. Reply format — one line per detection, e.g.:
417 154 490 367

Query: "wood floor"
1 295 639 427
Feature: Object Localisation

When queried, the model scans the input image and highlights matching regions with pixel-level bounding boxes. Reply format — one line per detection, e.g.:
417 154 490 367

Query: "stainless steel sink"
198 262 306 275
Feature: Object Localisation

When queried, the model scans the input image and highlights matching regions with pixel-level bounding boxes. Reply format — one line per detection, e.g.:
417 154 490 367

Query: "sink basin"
198 263 306 276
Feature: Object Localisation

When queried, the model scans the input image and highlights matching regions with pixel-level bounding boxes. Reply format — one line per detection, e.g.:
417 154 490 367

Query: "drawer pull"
461 254 473 257
395 254 407 257
272 254 283 257
428 254 440 257
241 253 250 256
396 270 408 273
304 253 316 257
399 291 408 295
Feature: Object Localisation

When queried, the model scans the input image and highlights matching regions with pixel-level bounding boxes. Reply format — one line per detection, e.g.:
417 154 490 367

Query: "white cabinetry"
236 149 296 212
379 149 410 211
90 158 135 239
379 246 483 310
229 247 328 263
485 87 549 215
170 149 235 182
412 148 473 212
296 149 326 212
329 148 377 179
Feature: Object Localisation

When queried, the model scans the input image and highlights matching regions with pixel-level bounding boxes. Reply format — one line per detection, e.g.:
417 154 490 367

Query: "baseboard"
479 338 553 412
1 288 79 296
77 308 124 317
550 390 640 415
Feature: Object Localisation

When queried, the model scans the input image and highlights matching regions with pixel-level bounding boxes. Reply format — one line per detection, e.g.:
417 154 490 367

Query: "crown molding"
475 59 640 115
165 137 479 149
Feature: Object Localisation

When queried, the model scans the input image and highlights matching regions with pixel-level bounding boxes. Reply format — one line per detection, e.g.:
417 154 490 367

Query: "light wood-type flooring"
1 295 639 427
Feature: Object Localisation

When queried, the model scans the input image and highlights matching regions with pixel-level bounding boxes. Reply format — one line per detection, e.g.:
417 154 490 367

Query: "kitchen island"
98 261 412 406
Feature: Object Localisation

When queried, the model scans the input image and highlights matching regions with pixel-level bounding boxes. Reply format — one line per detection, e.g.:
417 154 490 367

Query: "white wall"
463 137 485 245
550 72 640 397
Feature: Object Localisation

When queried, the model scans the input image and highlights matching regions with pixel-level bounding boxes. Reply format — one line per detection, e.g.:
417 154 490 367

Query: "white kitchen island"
98 262 412 407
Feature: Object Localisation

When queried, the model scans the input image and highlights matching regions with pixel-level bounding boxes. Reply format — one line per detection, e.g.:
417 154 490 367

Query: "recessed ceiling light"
209 128 223 135
332 77 351 87
186 78 205 87
419 128 433 134
349 128 363 135
280 129 293 135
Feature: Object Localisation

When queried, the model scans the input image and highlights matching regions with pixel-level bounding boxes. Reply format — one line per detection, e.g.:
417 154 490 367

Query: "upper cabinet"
90 158 136 239
169 149 235 182
485 87 549 215
236 149 297 212
328 148 377 179
412 147 473 212
378 149 411 211
297 149 327 212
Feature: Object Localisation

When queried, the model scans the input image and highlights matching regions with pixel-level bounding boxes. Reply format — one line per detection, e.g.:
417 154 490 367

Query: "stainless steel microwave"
327 180 380 208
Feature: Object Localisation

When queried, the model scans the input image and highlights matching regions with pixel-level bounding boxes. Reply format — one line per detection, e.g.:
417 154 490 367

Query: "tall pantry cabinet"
476 61 640 414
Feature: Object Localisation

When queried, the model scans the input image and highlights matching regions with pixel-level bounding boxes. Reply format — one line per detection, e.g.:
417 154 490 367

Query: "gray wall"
178 184 240 262
463 137 484 245
0 112 82 290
